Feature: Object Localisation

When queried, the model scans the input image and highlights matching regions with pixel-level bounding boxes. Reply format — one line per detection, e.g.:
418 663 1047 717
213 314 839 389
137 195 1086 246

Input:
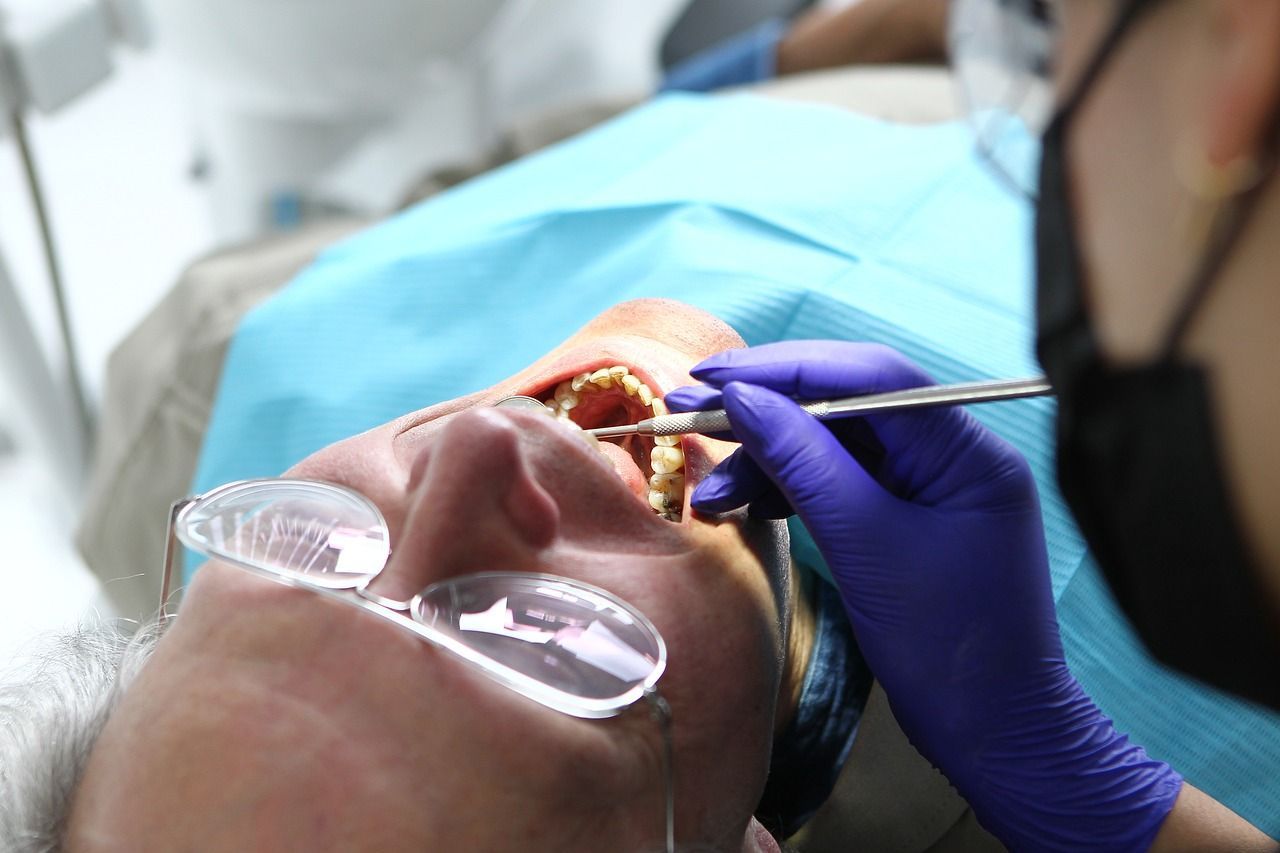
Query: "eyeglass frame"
159 477 675 853
947 0 1060 198
948 0 1164 199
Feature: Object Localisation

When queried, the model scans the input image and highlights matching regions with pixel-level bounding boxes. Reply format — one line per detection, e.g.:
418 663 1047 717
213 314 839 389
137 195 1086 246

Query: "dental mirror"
494 395 547 411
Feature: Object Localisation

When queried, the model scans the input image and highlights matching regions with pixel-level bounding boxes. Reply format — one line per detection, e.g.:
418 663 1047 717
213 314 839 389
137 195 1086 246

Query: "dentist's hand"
666 341 1182 851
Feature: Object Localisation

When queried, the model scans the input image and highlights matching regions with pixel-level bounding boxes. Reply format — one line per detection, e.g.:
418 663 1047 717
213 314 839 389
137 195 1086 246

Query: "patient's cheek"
652 543 781 807
285 428 411 531
686 435 736 484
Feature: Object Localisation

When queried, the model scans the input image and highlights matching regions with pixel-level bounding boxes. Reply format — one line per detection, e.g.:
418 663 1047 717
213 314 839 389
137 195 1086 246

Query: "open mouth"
530 366 684 522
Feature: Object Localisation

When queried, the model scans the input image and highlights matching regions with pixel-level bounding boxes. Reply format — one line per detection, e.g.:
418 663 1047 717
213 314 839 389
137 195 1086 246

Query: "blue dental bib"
197 93 1280 831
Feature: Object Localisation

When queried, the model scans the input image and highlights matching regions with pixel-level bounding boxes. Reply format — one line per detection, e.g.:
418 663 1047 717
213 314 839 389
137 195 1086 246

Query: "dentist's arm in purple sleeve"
666 341 1255 852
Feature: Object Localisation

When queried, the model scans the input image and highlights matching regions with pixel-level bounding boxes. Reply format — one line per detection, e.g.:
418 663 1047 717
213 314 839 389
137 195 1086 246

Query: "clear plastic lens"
414 573 666 704
949 0 1058 196
176 479 390 587
176 480 666 716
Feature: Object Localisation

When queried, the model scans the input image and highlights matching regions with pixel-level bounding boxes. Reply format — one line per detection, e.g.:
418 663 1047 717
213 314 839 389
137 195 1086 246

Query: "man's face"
69 299 794 853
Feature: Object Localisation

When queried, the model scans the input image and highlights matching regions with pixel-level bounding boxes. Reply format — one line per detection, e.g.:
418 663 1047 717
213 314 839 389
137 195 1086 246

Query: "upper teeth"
539 365 684 522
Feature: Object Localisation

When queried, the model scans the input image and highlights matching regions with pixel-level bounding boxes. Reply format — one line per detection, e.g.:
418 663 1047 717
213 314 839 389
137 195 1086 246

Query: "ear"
1203 0 1280 168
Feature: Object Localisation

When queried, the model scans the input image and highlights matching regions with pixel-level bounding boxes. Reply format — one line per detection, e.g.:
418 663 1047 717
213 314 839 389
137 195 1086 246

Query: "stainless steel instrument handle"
637 377 1051 438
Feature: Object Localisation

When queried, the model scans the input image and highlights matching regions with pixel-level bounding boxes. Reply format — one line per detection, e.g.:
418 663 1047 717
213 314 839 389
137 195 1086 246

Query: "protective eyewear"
160 478 675 852
949 0 1059 196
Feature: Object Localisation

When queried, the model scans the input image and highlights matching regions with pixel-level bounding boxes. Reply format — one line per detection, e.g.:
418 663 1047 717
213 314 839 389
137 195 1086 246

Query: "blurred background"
0 0 844 662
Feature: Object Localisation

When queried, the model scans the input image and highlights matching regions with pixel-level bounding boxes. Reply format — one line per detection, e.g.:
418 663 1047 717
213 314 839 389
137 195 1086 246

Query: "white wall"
147 0 690 240
0 0 693 662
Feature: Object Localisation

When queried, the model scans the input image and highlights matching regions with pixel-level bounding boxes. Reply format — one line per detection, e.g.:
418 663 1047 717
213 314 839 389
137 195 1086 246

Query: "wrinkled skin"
68 299 803 853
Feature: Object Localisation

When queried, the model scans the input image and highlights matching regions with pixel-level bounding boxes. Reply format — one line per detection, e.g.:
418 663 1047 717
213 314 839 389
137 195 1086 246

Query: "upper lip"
391 335 713 526
513 340 674 402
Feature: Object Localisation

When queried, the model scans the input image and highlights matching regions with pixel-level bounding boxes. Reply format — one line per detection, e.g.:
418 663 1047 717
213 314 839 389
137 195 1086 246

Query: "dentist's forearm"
776 0 949 75
1149 783 1276 852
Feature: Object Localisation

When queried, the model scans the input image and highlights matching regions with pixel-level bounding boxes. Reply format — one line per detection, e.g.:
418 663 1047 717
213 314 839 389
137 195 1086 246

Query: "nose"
367 408 561 600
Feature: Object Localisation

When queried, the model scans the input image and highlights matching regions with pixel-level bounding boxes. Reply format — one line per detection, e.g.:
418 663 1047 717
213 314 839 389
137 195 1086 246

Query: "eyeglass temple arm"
159 497 197 619
644 687 675 853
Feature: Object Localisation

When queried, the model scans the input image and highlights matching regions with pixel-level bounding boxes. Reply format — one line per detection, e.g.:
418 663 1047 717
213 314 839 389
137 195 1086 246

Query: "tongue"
596 440 648 501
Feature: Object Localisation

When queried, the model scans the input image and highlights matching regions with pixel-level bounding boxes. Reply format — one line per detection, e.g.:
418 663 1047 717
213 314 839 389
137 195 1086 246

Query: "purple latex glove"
666 341 1182 851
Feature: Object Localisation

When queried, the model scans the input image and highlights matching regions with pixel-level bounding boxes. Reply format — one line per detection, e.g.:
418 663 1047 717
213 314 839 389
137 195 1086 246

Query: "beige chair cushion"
750 65 961 124
77 219 366 619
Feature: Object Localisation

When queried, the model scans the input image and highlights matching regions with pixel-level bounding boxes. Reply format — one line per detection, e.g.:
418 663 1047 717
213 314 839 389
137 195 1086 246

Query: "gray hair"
0 620 163 853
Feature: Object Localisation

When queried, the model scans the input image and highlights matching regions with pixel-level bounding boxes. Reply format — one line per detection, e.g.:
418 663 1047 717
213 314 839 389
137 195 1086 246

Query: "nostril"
502 467 560 550
465 410 559 548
